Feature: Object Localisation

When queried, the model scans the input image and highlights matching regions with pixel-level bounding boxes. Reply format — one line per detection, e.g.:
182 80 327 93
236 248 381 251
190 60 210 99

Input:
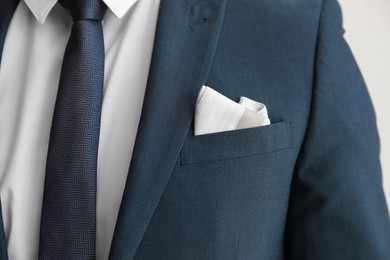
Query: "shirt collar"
24 0 138 24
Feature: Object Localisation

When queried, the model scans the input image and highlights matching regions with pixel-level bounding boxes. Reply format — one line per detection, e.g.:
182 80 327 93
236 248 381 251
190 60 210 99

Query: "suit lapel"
0 0 19 65
108 0 227 259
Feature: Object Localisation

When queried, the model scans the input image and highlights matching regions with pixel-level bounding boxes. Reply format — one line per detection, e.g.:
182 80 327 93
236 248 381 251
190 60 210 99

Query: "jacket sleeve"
284 0 390 259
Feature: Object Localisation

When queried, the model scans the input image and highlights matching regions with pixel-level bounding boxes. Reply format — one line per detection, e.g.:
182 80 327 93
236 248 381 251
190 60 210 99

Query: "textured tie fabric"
39 0 107 259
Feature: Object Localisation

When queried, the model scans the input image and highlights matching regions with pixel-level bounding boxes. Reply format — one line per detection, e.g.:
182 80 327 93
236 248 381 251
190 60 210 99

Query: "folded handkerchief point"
194 86 270 136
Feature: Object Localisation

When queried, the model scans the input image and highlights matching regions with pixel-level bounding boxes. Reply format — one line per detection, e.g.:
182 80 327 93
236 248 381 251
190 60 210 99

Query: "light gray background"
338 0 390 209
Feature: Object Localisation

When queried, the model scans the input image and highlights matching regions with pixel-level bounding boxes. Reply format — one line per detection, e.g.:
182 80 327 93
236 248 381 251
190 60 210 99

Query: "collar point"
103 0 138 19
24 0 57 24
36 16 47 24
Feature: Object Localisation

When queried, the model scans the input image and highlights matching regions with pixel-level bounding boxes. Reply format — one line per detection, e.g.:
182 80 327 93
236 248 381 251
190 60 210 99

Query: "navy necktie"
39 0 107 259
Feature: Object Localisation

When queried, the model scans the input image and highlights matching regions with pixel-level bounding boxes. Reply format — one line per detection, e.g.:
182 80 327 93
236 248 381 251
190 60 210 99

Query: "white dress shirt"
0 0 161 259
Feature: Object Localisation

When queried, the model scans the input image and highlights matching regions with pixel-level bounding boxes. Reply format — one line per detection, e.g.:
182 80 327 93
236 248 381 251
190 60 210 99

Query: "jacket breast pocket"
180 121 291 165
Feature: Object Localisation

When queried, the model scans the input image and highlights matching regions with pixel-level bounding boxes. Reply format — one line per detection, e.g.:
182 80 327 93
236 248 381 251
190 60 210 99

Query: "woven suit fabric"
39 0 107 259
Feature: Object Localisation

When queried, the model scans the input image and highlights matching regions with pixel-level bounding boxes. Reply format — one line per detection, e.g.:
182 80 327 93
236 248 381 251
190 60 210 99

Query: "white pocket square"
194 86 271 136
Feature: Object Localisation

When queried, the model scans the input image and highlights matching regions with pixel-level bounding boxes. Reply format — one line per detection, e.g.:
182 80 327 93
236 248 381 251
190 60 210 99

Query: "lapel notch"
109 0 227 259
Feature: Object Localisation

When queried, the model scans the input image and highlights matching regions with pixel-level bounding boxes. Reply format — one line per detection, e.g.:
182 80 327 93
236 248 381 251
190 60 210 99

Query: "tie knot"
59 0 107 22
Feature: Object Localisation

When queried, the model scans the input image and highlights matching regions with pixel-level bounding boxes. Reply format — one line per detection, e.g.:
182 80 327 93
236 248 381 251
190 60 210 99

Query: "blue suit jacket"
0 0 389 259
